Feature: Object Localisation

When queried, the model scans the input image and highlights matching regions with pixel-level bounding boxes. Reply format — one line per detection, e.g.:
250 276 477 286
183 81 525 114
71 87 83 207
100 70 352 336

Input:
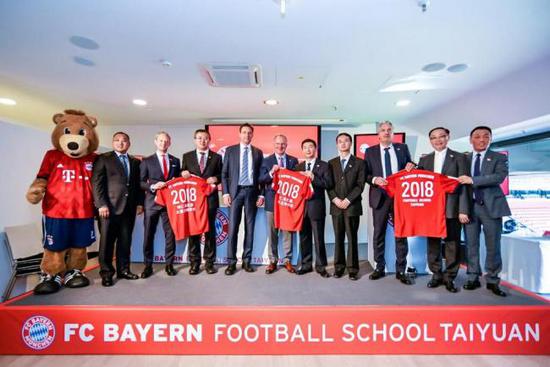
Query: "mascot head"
51 109 99 158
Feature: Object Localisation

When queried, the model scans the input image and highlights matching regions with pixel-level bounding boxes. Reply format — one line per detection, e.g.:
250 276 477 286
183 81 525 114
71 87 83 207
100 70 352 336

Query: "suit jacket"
294 159 334 220
181 150 222 209
465 150 511 218
140 153 181 210
221 144 264 198
328 155 365 216
417 148 470 218
259 153 299 212
92 151 144 215
364 143 412 209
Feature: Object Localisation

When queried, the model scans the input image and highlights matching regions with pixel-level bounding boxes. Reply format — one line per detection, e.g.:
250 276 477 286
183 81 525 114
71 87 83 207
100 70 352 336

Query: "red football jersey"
384 169 459 238
272 169 314 232
155 176 215 240
36 149 97 219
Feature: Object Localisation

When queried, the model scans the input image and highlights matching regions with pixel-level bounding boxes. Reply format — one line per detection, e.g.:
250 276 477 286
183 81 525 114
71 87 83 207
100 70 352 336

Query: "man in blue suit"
259 134 299 274
222 123 264 275
458 126 511 297
364 121 415 285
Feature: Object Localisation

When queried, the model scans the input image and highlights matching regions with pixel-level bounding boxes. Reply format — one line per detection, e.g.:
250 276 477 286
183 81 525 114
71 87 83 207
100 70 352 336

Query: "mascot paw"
34 273 62 295
64 269 90 288
26 179 47 204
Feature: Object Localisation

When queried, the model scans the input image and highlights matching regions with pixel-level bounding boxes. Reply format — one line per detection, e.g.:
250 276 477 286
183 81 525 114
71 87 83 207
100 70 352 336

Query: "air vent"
200 64 262 88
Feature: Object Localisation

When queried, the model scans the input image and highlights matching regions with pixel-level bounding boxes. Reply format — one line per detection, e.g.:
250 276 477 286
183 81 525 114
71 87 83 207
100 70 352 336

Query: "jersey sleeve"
272 170 280 192
439 175 460 194
304 177 314 200
36 151 54 179
155 188 167 207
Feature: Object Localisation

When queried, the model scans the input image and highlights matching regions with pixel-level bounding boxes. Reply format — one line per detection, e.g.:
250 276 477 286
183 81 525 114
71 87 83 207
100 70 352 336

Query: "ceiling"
1 0 550 129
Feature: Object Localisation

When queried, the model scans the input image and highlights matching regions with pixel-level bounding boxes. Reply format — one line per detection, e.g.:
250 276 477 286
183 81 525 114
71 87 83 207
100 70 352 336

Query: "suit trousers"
98 205 137 277
142 207 176 266
299 213 328 272
227 186 258 265
372 197 409 273
427 218 461 282
464 202 503 285
332 214 360 274
188 206 218 265
265 210 293 264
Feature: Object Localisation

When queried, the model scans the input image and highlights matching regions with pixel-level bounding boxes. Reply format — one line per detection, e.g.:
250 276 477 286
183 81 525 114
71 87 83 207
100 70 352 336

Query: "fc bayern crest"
84 161 93 171
215 209 229 246
21 315 55 350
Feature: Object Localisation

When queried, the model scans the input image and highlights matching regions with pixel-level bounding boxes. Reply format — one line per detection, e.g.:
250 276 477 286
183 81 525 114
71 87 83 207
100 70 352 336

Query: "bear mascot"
26 109 99 295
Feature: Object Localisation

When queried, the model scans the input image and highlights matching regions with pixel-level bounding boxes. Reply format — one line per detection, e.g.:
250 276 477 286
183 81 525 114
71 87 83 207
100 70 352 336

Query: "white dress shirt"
339 153 352 170
239 143 253 184
471 149 487 176
433 148 447 174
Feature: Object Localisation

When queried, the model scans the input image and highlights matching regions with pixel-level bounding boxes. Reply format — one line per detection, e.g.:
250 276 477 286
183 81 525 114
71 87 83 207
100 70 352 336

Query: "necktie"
473 153 484 204
341 158 347 171
306 162 311 171
384 147 392 178
239 146 250 185
162 154 169 180
120 155 129 183
278 156 285 168
199 152 206 174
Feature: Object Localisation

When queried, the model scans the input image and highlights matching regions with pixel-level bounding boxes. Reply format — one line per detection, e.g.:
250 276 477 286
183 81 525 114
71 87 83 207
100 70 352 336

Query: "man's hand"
332 198 346 209
458 175 473 185
270 164 280 176
98 206 110 218
136 205 144 216
223 195 232 207
405 162 416 172
181 170 191 179
206 177 217 184
374 177 388 186
340 198 351 210
301 171 314 179
256 196 265 207
459 213 470 224
152 182 167 191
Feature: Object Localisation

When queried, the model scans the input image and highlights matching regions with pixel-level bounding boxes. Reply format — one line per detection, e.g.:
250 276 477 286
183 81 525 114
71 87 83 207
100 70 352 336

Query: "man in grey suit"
259 134 299 274
222 123 264 275
458 126 511 297
418 127 470 293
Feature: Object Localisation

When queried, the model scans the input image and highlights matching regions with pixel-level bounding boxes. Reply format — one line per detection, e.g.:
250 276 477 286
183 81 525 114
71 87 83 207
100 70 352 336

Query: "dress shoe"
349 273 359 281
284 262 296 274
189 264 200 275
445 281 459 293
117 271 139 280
141 266 153 279
205 263 217 274
242 262 255 273
265 262 277 274
318 269 331 278
333 271 344 278
427 278 443 288
369 269 386 280
225 264 237 276
487 283 507 297
165 264 177 276
463 280 481 290
296 268 313 275
101 277 114 287
396 272 413 285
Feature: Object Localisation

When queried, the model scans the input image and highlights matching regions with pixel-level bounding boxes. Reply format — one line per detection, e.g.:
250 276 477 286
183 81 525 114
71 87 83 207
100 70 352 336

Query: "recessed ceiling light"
264 99 279 106
132 99 148 106
69 35 100 50
447 63 469 73
422 62 446 72
0 97 17 106
73 56 95 67
396 99 411 107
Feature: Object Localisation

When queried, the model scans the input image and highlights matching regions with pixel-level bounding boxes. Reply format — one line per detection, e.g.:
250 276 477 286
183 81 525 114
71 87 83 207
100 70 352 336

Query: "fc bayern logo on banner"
21 315 56 350
215 209 229 246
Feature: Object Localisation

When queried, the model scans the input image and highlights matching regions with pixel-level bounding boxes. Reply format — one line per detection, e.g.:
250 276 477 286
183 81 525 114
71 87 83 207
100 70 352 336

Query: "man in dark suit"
417 127 470 293
140 131 181 278
92 132 144 287
294 139 333 278
259 134 299 274
221 123 264 275
181 129 222 275
458 126 511 297
364 121 416 284
328 133 365 281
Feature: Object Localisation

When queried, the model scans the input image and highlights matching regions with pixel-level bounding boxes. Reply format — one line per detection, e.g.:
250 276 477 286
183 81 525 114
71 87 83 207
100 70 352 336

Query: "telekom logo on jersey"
62 169 76 183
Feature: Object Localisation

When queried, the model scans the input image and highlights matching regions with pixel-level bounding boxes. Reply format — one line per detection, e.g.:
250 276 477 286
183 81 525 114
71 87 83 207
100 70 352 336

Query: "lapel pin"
487 158 492 161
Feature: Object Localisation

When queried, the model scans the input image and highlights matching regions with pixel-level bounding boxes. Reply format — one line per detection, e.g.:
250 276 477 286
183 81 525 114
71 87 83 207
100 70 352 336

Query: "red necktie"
199 152 206 174
162 154 169 180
